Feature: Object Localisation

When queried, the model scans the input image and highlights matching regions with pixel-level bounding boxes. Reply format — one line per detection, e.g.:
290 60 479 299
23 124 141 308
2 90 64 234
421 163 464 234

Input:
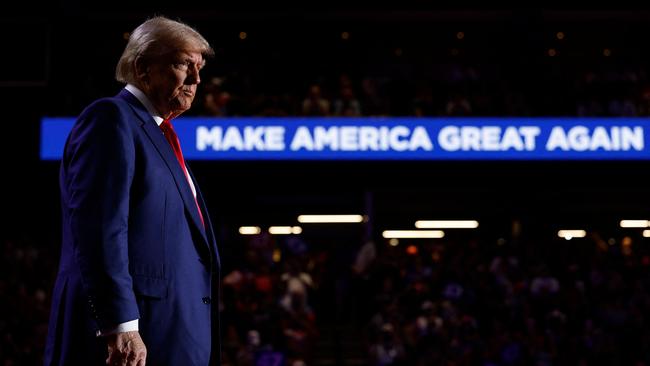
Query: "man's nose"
187 65 201 84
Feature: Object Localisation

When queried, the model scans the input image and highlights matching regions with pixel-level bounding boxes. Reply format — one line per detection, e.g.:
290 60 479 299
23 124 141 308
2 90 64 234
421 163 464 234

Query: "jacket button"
202 296 211 304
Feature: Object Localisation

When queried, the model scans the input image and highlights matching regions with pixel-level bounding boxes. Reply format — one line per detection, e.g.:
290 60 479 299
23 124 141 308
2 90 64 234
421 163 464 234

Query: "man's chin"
170 98 194 115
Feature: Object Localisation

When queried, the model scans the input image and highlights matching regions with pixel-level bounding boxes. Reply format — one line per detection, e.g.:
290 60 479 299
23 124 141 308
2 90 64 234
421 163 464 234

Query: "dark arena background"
4 2 650 365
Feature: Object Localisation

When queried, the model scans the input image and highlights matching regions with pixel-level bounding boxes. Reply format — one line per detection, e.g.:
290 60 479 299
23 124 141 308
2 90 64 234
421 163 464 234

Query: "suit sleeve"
62 100 139 330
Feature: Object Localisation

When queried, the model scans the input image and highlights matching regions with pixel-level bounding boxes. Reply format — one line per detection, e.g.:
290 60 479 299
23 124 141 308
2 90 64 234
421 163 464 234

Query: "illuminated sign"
41 117 650 160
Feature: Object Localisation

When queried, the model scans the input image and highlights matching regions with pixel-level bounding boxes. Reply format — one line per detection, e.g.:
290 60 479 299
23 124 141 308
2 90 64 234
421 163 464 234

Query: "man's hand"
106 331 147 366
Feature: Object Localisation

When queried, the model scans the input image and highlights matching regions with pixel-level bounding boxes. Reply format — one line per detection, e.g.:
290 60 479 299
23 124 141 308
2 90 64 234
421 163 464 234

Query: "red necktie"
160 119 205 227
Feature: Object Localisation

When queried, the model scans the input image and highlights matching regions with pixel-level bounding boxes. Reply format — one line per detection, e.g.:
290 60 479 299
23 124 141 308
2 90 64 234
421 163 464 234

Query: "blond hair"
115 16 214 84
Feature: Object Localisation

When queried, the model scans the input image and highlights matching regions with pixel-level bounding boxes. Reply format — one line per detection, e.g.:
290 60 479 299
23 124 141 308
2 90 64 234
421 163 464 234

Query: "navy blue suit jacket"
44 89 221 366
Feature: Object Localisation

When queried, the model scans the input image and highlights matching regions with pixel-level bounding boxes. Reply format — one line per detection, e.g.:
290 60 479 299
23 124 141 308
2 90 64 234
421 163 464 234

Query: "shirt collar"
125 84 164 126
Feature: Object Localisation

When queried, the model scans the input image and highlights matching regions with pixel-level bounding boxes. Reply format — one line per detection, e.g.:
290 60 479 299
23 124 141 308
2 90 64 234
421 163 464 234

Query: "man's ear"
134 56 149 82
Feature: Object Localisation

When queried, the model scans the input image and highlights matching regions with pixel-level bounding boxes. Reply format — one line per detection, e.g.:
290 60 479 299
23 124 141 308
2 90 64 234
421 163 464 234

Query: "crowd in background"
192 65 650 119
0 237 57 365
216 226 650 366
359 232 650 366
5 223 650 365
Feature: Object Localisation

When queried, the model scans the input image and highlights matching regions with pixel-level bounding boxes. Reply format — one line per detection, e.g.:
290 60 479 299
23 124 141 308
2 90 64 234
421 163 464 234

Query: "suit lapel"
117 89 209 246
186 165 221 269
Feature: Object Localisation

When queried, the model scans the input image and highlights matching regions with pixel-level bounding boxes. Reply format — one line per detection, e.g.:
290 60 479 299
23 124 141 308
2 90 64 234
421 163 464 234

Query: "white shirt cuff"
96 319 139 337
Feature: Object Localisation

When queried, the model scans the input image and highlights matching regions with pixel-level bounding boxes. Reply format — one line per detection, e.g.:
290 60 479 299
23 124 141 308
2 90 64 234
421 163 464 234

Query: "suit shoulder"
79 96 132 122
69 96 138 143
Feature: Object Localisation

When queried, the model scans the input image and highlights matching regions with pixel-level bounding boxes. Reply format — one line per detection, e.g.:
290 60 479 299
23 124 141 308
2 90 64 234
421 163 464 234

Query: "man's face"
144 48 205 118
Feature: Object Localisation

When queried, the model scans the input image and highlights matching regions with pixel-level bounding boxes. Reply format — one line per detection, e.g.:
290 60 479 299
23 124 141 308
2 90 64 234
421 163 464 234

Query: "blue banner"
41 117 650 160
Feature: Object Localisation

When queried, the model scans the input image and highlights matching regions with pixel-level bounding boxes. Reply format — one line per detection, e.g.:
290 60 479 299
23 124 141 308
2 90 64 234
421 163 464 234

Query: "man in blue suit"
44 16 221 366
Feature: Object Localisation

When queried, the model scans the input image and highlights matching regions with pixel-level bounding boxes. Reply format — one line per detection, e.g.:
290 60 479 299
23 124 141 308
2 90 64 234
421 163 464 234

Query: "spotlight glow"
297 215 364 223
268 226 302 235
239 226 261 235
558 230 586 240
415 220 479 229
620 220 649 228
382 230 444 239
